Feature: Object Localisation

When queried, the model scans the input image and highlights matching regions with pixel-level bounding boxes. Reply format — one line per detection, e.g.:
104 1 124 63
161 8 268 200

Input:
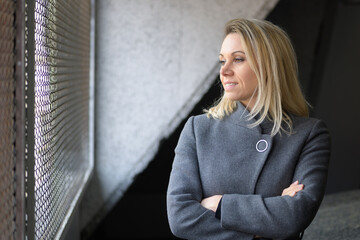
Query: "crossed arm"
201 181 304 239
201 180 304 212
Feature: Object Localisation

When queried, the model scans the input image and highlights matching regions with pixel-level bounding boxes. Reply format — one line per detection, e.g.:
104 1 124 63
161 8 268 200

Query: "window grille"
31 1 92 238
0 0 94 239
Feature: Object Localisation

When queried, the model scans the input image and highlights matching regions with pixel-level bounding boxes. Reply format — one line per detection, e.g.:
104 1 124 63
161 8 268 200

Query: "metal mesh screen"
0 0 16 239
31 0 91 239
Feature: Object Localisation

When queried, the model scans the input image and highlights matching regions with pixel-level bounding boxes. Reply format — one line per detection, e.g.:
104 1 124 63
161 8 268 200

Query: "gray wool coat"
167 102 331 240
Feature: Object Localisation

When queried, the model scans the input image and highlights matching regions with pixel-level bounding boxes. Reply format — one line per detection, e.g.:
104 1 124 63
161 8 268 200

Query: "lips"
223 81 238 91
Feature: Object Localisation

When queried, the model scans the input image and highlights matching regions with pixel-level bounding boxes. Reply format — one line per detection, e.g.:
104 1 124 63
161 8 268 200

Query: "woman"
167 18 330 240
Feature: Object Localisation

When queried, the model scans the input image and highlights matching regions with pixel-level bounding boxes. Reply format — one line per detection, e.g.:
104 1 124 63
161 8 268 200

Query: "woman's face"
219 33 258 109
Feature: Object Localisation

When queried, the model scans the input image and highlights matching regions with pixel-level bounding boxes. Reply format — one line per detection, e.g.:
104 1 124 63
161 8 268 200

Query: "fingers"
282 181 304 197
290 180 299 186
201 195 222 212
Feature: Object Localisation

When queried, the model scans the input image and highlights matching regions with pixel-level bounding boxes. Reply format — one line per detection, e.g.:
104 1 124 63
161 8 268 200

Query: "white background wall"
80 0 279 231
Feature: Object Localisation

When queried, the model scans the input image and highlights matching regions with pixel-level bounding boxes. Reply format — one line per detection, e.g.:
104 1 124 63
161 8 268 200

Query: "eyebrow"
219 50 245 57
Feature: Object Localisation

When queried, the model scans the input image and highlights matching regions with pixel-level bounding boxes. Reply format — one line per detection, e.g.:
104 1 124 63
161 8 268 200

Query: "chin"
225 94 241 102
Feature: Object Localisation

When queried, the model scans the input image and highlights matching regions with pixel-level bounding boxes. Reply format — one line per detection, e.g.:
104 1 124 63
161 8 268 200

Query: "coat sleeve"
166 117 253 240
219 120 331 239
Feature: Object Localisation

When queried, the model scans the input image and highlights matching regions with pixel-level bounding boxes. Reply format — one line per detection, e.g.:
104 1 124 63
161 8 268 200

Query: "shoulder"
291 115 330 142
188 113 223 132
292 115 328 131
180 113 223 140
181 113 210 134
183 113 218 127
176 114 219 150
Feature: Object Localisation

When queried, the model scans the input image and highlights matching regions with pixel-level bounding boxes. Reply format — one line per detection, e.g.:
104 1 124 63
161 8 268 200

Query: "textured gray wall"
80 0 279 231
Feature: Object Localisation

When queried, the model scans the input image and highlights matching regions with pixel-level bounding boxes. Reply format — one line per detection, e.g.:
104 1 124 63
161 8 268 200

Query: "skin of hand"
281 180 304 197
201 181 304 212
200 195 223 212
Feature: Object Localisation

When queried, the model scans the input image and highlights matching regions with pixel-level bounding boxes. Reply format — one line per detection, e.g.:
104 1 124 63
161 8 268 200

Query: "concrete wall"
80 0 278 232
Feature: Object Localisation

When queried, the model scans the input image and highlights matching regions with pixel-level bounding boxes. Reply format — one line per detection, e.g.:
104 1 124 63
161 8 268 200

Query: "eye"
219 59 226 66
234 58 244 63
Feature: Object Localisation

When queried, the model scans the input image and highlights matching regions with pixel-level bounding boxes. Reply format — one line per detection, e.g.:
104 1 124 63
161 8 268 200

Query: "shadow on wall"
87 76 222 240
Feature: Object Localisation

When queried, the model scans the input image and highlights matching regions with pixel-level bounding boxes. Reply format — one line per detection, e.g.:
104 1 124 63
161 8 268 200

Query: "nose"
220 62 233 76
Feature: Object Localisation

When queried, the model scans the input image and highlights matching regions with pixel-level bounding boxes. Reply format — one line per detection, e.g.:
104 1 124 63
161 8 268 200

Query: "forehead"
220 33 245 54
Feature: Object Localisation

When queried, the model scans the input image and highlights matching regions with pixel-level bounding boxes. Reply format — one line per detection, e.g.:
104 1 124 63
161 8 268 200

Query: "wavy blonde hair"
206 18 309 136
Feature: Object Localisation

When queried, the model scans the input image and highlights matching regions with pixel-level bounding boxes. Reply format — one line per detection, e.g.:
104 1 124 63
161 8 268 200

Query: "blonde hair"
206 18 309 136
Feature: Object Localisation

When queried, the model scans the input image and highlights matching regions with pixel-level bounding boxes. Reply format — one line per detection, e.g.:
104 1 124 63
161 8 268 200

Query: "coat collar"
225 102 274 135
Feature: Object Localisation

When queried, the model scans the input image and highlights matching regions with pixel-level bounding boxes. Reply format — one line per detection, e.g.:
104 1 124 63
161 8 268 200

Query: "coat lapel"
224 102 274 194
225 102 261 134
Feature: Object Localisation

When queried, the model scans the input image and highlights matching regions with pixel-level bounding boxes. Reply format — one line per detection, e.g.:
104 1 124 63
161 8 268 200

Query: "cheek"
220 75 226 85
244 70 258 89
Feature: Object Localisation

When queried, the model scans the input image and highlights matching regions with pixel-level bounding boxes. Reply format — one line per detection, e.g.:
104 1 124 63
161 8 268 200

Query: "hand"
201 195 223 212
282 180 304 197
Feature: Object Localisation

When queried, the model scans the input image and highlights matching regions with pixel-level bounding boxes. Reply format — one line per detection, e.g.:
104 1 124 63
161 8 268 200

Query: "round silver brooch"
256 139 268 153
